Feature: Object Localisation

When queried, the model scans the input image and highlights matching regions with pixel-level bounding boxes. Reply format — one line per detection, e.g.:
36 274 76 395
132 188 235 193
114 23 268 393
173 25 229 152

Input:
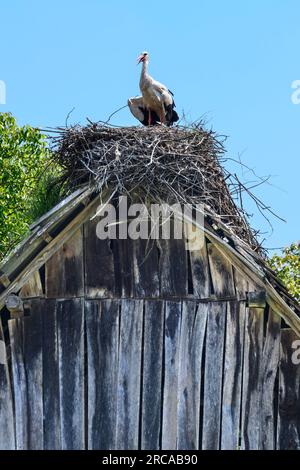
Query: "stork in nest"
128 52 179 127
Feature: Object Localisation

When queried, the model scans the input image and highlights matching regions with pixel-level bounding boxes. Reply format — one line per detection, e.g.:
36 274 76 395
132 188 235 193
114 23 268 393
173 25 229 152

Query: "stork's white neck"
139 58 151 91
141 58 149 79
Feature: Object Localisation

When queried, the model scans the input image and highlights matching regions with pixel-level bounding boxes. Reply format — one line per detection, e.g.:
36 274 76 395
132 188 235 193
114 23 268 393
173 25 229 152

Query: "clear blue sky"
1 0 299 251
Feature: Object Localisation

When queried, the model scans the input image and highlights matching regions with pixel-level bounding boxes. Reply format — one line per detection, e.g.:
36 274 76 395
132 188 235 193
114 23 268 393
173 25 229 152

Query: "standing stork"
128 52 179 126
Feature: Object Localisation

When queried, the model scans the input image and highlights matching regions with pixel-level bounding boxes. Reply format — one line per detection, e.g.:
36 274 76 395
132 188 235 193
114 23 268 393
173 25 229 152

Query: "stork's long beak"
137 55 144 64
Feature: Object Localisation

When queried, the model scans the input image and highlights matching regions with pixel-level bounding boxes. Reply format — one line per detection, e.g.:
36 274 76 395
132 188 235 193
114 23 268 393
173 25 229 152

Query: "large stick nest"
52 122 264 252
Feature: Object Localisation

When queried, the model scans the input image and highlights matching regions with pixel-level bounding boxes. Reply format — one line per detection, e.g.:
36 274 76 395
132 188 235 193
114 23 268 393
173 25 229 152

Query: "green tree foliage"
0 113 62 259
269 242 300 302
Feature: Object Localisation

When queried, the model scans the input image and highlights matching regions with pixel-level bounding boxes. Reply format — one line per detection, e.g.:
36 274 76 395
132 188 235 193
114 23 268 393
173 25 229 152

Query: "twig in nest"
65 107 75 128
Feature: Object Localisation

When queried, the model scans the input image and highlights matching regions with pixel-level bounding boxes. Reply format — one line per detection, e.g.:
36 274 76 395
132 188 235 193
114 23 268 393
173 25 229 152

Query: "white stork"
128 52 179 126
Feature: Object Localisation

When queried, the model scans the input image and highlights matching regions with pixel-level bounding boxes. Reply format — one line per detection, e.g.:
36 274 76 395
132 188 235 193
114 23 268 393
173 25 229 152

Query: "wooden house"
0 125 299 450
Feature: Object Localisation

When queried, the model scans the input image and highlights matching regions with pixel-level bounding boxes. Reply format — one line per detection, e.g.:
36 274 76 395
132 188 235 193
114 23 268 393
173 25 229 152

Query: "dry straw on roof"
52 122 266 252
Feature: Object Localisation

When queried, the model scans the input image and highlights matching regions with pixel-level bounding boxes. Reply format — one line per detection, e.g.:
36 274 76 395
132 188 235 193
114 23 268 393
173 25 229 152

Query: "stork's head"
137 51 149 64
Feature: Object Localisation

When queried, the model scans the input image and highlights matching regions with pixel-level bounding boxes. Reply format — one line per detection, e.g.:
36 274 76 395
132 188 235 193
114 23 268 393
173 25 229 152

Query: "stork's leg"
148 109 152 126
160 103 166 125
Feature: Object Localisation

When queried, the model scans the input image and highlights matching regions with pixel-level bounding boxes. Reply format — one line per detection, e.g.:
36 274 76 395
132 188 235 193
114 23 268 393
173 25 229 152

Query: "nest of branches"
52 122 265 252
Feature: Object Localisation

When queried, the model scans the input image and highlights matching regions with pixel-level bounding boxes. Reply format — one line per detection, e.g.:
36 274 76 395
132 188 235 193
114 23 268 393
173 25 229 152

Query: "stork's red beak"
137 55 144 64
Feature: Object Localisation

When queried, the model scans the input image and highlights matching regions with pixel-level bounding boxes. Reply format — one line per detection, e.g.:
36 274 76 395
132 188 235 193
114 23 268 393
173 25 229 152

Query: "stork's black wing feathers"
138 106 160 126
165 90 179 126
168 89 177 109
165 103 179 126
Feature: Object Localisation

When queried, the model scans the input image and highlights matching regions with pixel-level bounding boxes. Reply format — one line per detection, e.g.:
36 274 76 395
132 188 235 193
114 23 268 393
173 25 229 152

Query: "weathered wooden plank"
202 301 226 450
158 217 188 297
30 186 90 231
221 301 246 449
207 243 235 297
0 319 15 449
109 196 135 298
177 302 208 450
141 300 164 450
46 228 83 298
132 239 159 297
277 329 300 450
260 309 281 450
185 225 210 298
23 300 43 449
8 318 27 449
113 238 134 298
43 299 60 450
116 299 143 449
161 301 181 449
84 215 115 298
233 267 248 300
57 299 85 450
19 271 43 298
241 307 264 450
86 300 119 450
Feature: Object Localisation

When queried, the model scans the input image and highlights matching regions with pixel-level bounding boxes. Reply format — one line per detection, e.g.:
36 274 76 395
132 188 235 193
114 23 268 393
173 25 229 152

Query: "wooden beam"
0 274 10 288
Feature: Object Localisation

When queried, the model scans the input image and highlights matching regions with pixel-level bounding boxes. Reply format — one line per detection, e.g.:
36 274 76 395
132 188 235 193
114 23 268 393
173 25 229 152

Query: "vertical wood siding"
1 219 300 450
3 298 300 450
0 319 15 449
